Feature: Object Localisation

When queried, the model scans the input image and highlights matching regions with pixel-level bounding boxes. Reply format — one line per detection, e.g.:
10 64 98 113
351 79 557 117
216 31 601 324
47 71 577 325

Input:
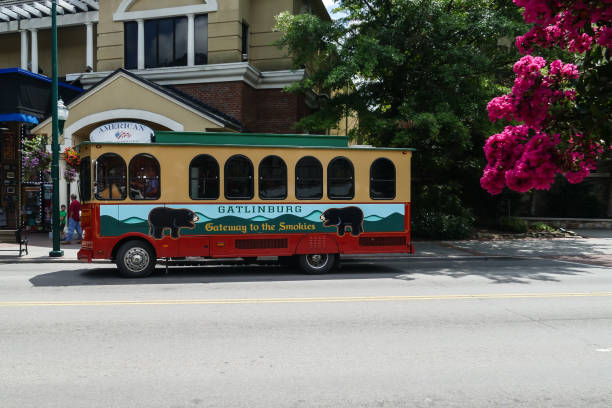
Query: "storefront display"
0 129 20 230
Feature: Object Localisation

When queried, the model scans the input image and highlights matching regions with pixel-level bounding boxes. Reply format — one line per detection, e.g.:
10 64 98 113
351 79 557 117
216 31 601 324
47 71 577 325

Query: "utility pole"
49 0 63 257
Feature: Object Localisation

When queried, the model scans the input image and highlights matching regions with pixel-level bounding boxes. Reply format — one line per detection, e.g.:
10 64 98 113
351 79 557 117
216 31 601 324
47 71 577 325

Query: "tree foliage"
276 0 525 237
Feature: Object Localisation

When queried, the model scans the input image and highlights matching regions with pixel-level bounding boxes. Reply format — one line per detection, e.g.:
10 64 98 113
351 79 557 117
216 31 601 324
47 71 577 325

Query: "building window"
225 155 253 199
295 156 323 200
95 153 126 200
195 15 208 65
190 154 219 200
124 15 208 69
145 17 187 68
328 157 354 199
370 158 396 199
129 154 160 200
124 21 138 70
241 21 249 57
259 155 287 199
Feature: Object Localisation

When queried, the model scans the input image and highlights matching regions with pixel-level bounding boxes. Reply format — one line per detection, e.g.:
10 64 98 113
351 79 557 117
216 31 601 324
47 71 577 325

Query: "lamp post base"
49 250 64 257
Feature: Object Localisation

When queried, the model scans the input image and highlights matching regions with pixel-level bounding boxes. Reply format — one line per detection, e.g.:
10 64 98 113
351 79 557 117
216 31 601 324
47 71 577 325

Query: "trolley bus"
77 131 414 277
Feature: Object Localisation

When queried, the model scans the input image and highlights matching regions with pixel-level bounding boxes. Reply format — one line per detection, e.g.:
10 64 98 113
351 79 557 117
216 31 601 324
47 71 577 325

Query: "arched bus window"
129 154 160 200
79 156 91 202
190 154 219 200
225 155 253 199
94 153 126 200
295 156 323 199
259 155 287 200
370 158 396 199
328 156 354 199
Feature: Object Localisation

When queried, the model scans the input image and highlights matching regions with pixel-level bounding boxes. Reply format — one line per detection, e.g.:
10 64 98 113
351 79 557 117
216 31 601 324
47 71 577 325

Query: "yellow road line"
1 292 612 307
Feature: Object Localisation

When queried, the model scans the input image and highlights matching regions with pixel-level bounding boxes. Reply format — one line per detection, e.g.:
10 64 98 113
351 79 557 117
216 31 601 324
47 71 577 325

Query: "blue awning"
0 113 39 124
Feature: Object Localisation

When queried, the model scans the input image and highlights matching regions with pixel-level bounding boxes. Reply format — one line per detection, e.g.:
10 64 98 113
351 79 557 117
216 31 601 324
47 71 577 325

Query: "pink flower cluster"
481 125 604 195
481 125 558 194
514 0 612 53
487 56 578 128
562 134 605 183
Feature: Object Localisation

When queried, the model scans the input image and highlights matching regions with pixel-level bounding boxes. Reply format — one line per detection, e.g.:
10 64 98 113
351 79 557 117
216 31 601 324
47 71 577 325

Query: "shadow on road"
28 257 597 287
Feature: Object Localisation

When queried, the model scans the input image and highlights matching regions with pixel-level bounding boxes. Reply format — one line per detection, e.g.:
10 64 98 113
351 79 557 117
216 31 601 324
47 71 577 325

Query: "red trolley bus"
77 132 414 277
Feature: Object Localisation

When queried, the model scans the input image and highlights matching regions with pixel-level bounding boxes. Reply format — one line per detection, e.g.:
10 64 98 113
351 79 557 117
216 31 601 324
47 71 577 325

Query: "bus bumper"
77 248 93 263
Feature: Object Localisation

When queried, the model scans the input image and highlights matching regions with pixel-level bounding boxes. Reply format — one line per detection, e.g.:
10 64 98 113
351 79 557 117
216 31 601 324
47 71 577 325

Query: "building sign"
90 122 153 143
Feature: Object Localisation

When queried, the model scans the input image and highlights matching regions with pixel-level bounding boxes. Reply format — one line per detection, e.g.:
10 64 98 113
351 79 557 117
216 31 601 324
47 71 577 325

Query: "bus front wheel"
116 240 156 278
298 253 336 274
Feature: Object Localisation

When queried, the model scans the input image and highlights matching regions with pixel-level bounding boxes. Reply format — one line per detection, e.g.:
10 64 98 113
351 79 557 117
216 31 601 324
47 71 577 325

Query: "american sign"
90 122 153 143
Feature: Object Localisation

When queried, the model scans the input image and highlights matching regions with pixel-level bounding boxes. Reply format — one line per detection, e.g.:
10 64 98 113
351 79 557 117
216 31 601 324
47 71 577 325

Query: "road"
1 256 611 407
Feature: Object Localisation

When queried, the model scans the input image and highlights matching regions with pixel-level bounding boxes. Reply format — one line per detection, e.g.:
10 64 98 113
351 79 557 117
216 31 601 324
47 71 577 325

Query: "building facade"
0 0 330 231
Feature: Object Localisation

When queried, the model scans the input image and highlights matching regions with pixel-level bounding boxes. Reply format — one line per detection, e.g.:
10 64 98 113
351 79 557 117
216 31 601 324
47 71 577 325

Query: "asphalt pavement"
1 252 611 407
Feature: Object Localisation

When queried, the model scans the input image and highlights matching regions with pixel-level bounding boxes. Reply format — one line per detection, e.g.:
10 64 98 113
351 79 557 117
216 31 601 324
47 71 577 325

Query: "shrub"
411 184 475 240
496 216 529 233
530 222 556 232
412 211 475 240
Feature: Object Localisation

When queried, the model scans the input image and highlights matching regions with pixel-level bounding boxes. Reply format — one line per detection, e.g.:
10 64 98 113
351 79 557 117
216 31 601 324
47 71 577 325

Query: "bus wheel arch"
113 238 157 278
294 234 339 274
111 236 157 261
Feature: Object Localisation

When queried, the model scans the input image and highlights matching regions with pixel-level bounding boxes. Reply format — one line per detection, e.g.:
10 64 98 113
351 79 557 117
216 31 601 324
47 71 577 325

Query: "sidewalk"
0 230 611 264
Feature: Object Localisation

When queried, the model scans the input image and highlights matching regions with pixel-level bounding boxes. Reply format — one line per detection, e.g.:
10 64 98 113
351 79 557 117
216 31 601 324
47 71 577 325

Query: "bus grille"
359 237 406 247
235 239 288 250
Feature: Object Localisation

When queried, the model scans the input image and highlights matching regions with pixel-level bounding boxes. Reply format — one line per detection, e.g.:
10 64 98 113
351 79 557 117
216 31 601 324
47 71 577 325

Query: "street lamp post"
49 0 63 257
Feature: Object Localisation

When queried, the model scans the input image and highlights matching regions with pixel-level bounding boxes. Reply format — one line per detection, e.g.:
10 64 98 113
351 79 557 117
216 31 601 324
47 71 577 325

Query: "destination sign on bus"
90 122 153 143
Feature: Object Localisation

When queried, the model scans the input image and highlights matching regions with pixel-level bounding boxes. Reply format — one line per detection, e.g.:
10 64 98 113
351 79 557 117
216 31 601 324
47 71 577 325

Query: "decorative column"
137 19 145 70
86 22 94 70
187 14 195 66
20 30 28 70
30 29 38 73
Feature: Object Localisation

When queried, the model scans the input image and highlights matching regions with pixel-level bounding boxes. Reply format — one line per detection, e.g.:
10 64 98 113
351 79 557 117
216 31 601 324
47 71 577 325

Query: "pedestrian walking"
62 194 82 245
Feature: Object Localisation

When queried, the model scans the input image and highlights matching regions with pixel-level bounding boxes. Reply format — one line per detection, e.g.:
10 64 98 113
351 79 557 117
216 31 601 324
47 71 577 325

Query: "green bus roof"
154 131 349 147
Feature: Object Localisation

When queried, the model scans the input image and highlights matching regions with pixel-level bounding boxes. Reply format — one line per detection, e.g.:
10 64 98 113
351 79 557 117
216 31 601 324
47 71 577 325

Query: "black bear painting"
148 207 200 239
320 206 364 236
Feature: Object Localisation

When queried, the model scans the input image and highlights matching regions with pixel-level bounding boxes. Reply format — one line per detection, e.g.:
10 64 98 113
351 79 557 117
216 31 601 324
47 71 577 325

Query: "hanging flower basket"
22 135 51 181
63 146 81 169
62 146 81 182
64 167 78 183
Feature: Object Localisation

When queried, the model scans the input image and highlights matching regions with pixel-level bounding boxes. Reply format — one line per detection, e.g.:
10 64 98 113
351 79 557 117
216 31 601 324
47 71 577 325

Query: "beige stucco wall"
247 0 293 71
0 26 90 76
0 32 20 69
97 0 125 72
34 74 223 145
207 0 241 64
128 0 202 11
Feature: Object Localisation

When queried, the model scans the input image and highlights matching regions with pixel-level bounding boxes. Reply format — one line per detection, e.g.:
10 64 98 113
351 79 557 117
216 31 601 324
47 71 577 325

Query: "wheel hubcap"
305 254 329 269
124 247 150 273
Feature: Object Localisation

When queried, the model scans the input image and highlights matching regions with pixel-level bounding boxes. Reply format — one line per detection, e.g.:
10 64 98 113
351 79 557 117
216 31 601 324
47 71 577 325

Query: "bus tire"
298 253 336 275
116 240 156 278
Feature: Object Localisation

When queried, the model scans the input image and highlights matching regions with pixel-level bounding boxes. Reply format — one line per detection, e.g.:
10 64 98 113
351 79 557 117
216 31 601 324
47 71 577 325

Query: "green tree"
276 0 526 238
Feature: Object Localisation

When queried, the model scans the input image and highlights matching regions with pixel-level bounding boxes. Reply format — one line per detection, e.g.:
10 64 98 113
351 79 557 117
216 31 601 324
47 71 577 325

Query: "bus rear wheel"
298 253 336 274
116 240 156 278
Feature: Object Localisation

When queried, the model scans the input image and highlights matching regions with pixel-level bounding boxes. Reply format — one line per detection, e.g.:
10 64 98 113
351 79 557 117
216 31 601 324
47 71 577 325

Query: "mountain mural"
100 211 405 237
